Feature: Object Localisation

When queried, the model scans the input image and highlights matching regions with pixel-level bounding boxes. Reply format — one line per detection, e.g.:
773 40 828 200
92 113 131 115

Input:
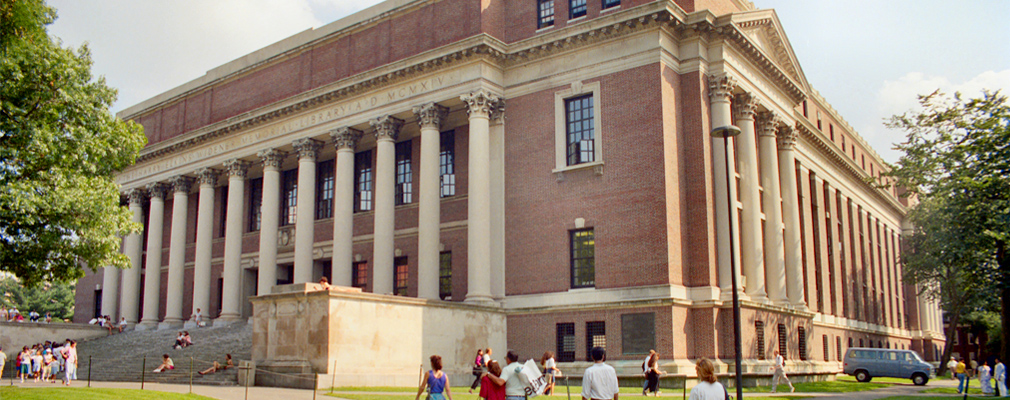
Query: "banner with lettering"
521 359 548 397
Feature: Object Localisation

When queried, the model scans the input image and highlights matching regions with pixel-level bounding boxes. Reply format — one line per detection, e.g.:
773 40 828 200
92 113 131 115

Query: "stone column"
218 159 249 324
461 90 500 305
489 103 506 301
190 168 217 327
330 128 362 287
734 93 767 302
120 189 145 323
162 176 193 328
139 183 167 330
258 149 286 296
414 103 448 300
708 75 742 299
758 113 788 306
293 138 322 284
370 116 403 295
101 249 121 319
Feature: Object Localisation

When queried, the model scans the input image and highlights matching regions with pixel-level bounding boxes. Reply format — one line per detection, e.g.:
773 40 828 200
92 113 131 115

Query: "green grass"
835 375 915 384
326 394 810 400
920 387 985 394
330 386 681 395
743 380 889 393
0 387 215 400
878 397 991 400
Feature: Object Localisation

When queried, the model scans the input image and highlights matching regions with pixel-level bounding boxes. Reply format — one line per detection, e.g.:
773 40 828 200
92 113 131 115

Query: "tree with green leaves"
1 0 146 286
0 276 75 320
885 90 1010 368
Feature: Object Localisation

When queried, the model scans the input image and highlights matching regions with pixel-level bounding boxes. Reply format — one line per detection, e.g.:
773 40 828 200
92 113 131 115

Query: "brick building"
75 0 945 375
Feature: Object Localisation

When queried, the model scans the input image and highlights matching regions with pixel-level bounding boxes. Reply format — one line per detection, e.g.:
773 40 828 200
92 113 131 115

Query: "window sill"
568 15 587 24
601 5 620 13
568 286 596 293
536 24 555 33
553 160 604 181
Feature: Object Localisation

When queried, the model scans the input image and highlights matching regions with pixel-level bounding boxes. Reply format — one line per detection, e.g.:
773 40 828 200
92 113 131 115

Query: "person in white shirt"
0 346 6 380
948 358 960 380
118 317 128 333
485 350 527 400
770 350 794 393
191 308 203 327
688 359 725 400
641 349 655 394
581 347 619 400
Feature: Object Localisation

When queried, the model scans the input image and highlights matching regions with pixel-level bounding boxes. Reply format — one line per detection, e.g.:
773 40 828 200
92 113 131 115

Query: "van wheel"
855 370 871 382
912 373 928 386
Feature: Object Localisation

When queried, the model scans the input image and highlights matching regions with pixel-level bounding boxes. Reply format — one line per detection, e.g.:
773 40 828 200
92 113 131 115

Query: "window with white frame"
554 81 603 174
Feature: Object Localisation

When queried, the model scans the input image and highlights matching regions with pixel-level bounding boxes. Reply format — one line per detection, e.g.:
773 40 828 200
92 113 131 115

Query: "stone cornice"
794 119 906 216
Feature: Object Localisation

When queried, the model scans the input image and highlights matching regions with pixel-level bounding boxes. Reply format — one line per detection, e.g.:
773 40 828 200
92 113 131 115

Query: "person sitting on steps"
199 354 233 375
153 354 174 373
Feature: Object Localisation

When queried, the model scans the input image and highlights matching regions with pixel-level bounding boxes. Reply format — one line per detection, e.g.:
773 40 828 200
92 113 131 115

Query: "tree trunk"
939 308 963 377
998 241 1009 365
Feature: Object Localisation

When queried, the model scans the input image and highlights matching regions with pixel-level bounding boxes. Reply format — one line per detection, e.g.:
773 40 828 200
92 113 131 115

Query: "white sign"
521 359 548 397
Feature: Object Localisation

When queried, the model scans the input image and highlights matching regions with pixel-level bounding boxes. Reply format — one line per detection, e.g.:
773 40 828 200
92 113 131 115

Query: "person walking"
979 360 993 395
469 349 485 393
479 361 505 400
947 357 959 380
62 340 77 385
688 359 725 400
484 350 526 400
581 347 619 400
415 355 453 400
644 352 666 396
956 357 968 394
995 358 1007 397
542 351 561 395
641 349 656 395
770 350 795 393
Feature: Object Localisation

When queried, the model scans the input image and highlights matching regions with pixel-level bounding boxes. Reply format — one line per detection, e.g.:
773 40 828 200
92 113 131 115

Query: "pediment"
728 9 810 94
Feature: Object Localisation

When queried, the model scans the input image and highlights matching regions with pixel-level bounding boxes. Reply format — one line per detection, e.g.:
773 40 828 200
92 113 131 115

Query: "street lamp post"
712 124 743 400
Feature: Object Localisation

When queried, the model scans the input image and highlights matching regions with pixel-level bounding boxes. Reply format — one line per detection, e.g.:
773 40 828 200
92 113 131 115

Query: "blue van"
843 348 933 385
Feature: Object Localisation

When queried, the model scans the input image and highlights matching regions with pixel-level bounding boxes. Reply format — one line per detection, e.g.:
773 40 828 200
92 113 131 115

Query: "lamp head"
710 125 742 138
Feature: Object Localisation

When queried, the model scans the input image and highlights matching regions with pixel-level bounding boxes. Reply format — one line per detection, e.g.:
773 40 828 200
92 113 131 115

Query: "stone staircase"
74 323 252 386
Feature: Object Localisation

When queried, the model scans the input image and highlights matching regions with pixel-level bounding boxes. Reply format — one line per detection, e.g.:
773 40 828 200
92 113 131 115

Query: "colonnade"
107 90 505 328
708 74 806 309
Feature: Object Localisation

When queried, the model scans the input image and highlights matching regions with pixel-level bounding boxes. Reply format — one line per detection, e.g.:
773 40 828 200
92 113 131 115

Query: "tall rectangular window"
440 131 456 197
836 192 847 317
586 321 606 361
439 252 452 300
569 0 587 18
556 323 576 362
352 261 368 289
316 160 334 219
218 186 228 237
394 256 409 296
777 324 788 359
248 178 263 232
355 151 373 212
280 169 298 226
537 0 555 29
837 337 843 361
602 0 620 9
565 94 595 166
823 335 830 362
798 327 807 361
395 141 413 205
824 186 836 315
810 175 823 311
570 228 595 288
755 321 765 360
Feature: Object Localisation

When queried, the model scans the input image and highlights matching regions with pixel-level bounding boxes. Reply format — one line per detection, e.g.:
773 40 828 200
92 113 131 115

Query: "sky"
47 0 1010 163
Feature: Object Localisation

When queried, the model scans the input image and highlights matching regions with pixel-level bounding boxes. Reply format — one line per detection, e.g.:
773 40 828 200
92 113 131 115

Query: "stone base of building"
250 283 507 388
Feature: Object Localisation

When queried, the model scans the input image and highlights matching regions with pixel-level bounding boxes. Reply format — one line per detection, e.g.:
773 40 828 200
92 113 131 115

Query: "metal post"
565 376 570 400
330 360 337 394
313 373 318 400
88 355 92 387
141 356 146 390
244 365 250 400
189 357 194 393
726 135 744 400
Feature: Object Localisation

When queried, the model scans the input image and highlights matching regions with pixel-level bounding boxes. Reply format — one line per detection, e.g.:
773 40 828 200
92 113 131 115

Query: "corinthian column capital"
371 115 403 141
733 93 758 121
169 175 194 194
195 168 219 186
257 149 287 169
223 159 251 178
757 112 784 138
413 102 449 130
460 89 502 117
708 74 737 101
330 127 363 151
293 138 323 160
126 188 146 205
146 182 168 200
778 124 798 150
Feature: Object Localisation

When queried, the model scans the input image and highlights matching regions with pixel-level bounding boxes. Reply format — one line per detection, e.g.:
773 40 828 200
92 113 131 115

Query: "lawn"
920 387 985 394
0 387 215 400
326 393 809 400
878 397 987 400
835 375 916 384
743 380 889 393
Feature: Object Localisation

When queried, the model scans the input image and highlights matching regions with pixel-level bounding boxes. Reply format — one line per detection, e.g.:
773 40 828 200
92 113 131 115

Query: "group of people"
0 307 51 323
0 340 79 385
89 315 128 334
948 356 1007 395
417 348 728 400
173 331 194 349
468 348 564 396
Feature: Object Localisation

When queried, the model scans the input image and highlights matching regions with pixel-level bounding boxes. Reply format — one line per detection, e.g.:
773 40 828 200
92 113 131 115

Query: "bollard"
88 355 92 387
565 376 570 400
244 365 251 400
189 357 194 393
141 356 146 390
313 373 318 400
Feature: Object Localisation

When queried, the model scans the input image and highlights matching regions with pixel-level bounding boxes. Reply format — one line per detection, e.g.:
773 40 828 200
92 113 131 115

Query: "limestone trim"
293 138 323 160
460 89 502 117
257 149 288 169
708 74 738 101
412 102 448 130
330 127 363 151
195 168 219 186
223 159 251 178
169 175 194 194
552 81 603 174
370 115 403 141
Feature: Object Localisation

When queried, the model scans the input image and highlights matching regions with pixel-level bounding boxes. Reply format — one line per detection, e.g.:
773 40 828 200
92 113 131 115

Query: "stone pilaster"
777 124 806 309
293 138 323 284
757 112 788 306
189 168 217 327
120 189 146 323
413 103 448 300
370 116 403 295
330 128 362 287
